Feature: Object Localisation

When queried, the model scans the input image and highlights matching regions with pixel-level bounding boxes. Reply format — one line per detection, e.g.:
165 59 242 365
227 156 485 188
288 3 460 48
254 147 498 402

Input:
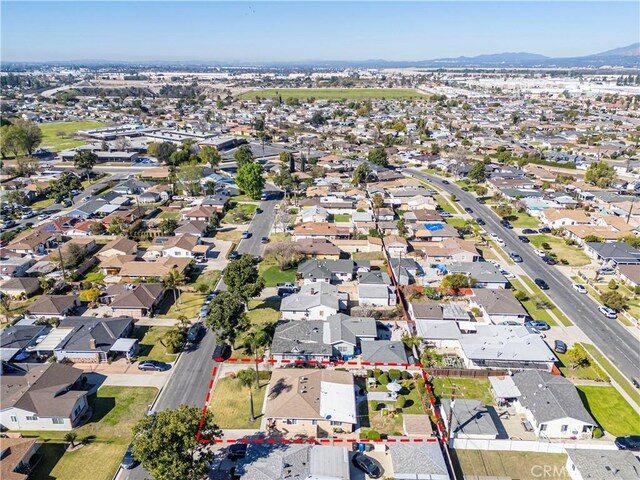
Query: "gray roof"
56 316 133 353
586 242 640 264
271 320 331 357
566 449 640 480
442 399 499 437
361 340 408 364
297 259 365 280
512 370 596 425
411 301 442 320
460 325 555 364
448 262 507 284
470 289 527 316
0 324 47 350
358 270 391 285
388 443 449 479
443 304 471 321
326 314 377 346
280 282 340 313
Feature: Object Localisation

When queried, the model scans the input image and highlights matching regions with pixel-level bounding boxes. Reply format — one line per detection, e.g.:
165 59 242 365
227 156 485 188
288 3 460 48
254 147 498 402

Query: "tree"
608 279 618 290
5 190 28 207
205 291 249 345
17 121 43 156
241 329 269 387
164 267 187 311
79 287 101 303
132 405 221 480
493 205 513 219
468 162 487 183
236 369 257 422
89 222 105 235
584 235 604 243
39 277 55 294
49 171 82 202
14 156 39 176
62 243 87 268
372 193 384 221
441 273 474 293
154 142 178 163
263 238 301 269
585 160 616 188
73 151 98 181
0 125 22 158
620 235 640 249
310 112 326 126
64 432 78 448
600 291 627 311
159 218 178 235
107 217 126 235
234 144 254 168
566 347 590 369
368 146 388 167
396 218 408 237
176 163 204 196
168 149 190 166
224 254 265 300
199 145 221 169
351 163 371 186
235 163 264 200
161 327 186 354
0 296 14 323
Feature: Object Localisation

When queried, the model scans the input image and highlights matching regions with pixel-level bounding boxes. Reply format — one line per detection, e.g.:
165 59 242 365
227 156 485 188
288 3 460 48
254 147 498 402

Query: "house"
585 241 640 266
412 237 480 263
618 264 640 287
326 313 377 358
236 444 350 480
358 283 397 307
7 230 56 256
512 370 597 439
440 399 499 443
264 369 356 437
539 208 592 228
97 255 138 276
361 340 409 364
0 256 35 280
295 238 341 259
384 234 409 257
292 223 350 240
52 316 136 363
27 295 80 319
107 283 165 319
447 262 508 289
0 277 40 298
201 193 231 212
565 449 640 480
300 205 329 223
271 320 332 362
0 363 89 431
181 205 217 222
387 443 450 480
297 259 368 284
0 437 39 480
0 324 48 362
112 179 150 195
118 256 192 279
280 282 344 321
469 289 528 324
174 220 209 237
389 258 424 285
157 234 208 258
98 237 138 257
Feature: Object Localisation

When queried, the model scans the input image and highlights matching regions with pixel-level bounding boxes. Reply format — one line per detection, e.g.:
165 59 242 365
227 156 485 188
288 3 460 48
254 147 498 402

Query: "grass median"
520 276 572 326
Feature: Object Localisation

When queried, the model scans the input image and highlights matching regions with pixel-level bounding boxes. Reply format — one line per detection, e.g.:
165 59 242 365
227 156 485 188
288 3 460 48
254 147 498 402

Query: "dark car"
464 207 473 213
255 207 262 214
212 344 231 361
461 186 469 191
476 218 486 226
522 228 538 234
500 220 513 229
518 235 530 243
229 251 239 260
542 255 556 265
227 443 248 460
525 320 550 331
538 227 551 234
615 435 640 451
186 323 202 344
138 360 169 372
477 198 486 204
509 252 523 263
121 444 139 470
261 236 269 244
554 340 567 354
442 180 450 184
352 453 383 479
241 231 251 239
534 278 549 290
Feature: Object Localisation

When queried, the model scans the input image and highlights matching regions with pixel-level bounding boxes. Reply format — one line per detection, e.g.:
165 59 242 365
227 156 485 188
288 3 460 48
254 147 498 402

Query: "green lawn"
222 202 257 224
434 195 457 214
247 298 281 324
134 326 178 363
528 234 590 266
193 270 222 293
332 213 352 222
445 217 470 228
24 386 156 480
508 212 540 228
259 261 296 287
81 266 105 284
39 121 105 151
238 88 428 101
30 197 55 209
215 229 242 242
210 376 267 428
157 211 181 220
589 283 639 324
364 379 430 436
451 450 570 480
509 279 558 326
577 385 640 437
555 344 609 382
431 377 494 405
520 276 573 326
156 291 205 320
581 344 640 406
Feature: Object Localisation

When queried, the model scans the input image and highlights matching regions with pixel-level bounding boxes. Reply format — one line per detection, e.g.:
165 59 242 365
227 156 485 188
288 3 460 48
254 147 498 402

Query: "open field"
451 450 570 480
24 386 156 480
210 375 267 429
581 343 640 405
528 234 591 266
238 88 428 101
40 121 105 151
577 385 640 436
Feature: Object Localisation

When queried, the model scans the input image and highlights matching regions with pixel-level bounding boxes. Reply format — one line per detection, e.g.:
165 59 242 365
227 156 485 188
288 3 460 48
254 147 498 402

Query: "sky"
1 1 639 62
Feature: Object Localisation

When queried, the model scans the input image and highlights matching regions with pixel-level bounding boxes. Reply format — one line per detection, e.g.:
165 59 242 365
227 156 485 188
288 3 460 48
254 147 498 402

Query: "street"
408 169 640 384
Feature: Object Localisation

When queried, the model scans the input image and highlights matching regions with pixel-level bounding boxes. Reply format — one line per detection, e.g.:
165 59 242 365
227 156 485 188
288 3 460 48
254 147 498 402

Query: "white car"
598 306 617 319
487 260 501 268
37 214 48 220
534 249 546 257
496 238 506 247
489 233 499 240
501 270 516 279
573 283 587 294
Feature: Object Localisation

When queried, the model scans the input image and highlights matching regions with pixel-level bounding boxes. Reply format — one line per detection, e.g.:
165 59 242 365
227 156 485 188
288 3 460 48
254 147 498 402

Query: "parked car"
199 305 209 317
509 252 523 263
598 306 617 319
212 344 231 361
37 214 48 220
261 236 269 244
352 453 383 479
554 340 568 354
255 207 262 214
496 238 506 247
615 435 640 451
534 249 546 257
534 278 549 290
501 270 516 279
525 320 550 331
518 235 530 243
441 180 450 184
476 198 486 204
121 444 139 470
229 251 239 260
440 212 453 218
186 323 202 344
241 231 251 239
464 207 473 213
138 360 169 372
500 220 513 229
476 218 485 226
538 227 551 234
20 211 34 219
598 267 615 275
522 228 538 235
573 283 587 294
260 192 268 200
542 255 556 265
227 443 248 460
461 186 469 191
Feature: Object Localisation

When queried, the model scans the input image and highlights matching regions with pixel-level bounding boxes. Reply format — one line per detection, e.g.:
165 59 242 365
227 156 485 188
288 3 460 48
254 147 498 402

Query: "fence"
425 368 509 378
452 438 617 453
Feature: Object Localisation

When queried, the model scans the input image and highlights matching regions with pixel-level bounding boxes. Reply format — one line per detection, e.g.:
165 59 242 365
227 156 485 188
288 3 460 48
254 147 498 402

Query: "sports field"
40 121 105 151
238 88 428 101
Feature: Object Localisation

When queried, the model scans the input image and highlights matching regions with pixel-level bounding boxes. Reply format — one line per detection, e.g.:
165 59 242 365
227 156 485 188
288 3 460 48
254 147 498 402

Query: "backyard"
24 386 156 480
577 385 640 437
259 260 296 287
451 450 570 480
39 121 105 151
431 377 494 405
156 210 181 220
528 234 591 266
238 88 428 101
134 326 178 363
209 374 268 429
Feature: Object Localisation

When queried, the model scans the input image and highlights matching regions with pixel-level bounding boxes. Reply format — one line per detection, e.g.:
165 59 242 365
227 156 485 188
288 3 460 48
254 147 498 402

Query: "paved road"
408 169 640 383
236 185 282 256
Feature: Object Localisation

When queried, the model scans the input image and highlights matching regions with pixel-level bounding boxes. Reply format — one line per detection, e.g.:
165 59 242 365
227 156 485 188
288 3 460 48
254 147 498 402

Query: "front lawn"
39 121 105 151
451 450 569 480
215 229 242 242
509 279 558 326
445 217 470 228
247 298 281 324
555 344 609 382
157 210 181 220
30 197 55 209
434 195 459 214
432 377 494 405
193 270 222 293
520 277 573 326
259 261 296 287
577 385 640 437
81 266 106 283
25 386 156 480
134 326 178 363
222 202 257 224
508 212 540 228
210 375 267 428
528 234 590 266
156 291 205 320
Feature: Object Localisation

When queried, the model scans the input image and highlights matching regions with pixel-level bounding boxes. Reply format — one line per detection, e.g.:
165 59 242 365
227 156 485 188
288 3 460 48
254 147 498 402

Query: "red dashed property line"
196 359 445 445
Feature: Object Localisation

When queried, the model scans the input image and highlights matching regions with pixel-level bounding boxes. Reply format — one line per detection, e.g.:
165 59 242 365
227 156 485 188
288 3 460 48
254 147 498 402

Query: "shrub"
396 395 406 408
593 427 604 439
416 378 426 393
367 430 381 440
376 402 385 411
373 368 381 379
634 286 640 295
401 370 412 380
560 259 569 265
541 242 551 250
513 290 528 301
378 373 390 385
608 279 618 290
367 369 375 378
388 369 401 381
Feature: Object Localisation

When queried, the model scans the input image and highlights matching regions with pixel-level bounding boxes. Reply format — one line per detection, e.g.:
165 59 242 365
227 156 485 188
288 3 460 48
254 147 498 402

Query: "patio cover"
489 376 522 400
109 338 138 353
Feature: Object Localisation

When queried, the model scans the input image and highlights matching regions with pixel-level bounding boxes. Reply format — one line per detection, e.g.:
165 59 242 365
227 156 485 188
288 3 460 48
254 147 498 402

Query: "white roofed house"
280 282 346 321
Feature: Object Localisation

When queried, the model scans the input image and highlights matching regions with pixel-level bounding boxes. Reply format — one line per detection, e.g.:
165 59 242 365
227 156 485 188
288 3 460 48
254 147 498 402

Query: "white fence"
452 438 617 453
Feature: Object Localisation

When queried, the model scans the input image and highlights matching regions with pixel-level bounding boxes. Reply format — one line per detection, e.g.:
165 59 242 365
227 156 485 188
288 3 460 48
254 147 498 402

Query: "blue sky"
2 1 638 62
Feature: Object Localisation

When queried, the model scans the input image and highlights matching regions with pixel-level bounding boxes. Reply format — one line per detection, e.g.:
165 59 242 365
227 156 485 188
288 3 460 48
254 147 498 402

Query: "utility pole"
57 244 66 279
626 196 635 224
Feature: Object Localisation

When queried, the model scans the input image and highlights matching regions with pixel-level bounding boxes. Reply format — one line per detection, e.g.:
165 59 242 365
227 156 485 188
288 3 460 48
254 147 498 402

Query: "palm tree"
0 296 14 324
64 432 78 448
242 329 269 387
163 267 187 312
236 369 256 423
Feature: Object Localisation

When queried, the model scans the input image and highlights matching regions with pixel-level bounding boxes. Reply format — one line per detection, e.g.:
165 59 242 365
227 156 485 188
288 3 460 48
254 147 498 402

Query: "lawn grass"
134 326 178 363
332 213 352 222
581 343 640 406
222 202 257 224
451 450 570 480
157 210 180 220
25 386 156 480
577 385 640 437
156 291 205 320
215 229 242 242
247 298 281 324
555 344 609 382
590 283 639 324
445 217 470 228
509 279 558 326
193 270 222 293
238 88 428 101
30 197 55 209
259 261 296 287
210 376 267 428
508 212 540 228
39 121 105 151
520 276 573 326
431 377 494 405
434 195 457 214
528 234 590 266
81 266 105 283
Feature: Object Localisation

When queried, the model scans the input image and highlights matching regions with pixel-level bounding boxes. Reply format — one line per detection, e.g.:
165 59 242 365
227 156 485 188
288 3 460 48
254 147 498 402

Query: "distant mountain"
588 42 640 58
426 52 550 66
